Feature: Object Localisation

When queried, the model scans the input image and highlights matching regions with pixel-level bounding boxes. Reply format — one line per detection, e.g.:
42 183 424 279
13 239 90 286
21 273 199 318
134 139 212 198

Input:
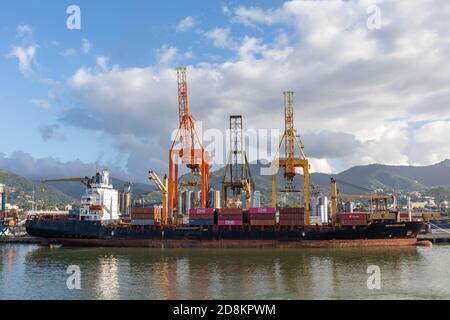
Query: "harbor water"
1 244 450 299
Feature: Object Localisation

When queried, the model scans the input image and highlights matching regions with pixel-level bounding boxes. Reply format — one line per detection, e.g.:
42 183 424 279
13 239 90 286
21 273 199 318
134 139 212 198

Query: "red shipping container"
279 220 305 226
339 213 368 220
188 214 214 220
250 220 276 226
218 214 243 220
131 207 158 214
340 220 368 226
280 208 304 214
131 213 157 219
217 208 243 214
248 208 276 214
189 208 215 215
218 220 243 226
249 214 275 220
279 213 304 220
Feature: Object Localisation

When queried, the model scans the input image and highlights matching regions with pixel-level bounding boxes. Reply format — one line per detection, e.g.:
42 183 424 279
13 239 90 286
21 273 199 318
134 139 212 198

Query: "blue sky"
0 0 285 178
1 0 450 182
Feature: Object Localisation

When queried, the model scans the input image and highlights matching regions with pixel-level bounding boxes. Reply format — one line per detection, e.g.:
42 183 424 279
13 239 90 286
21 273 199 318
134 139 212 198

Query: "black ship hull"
26 220 425 248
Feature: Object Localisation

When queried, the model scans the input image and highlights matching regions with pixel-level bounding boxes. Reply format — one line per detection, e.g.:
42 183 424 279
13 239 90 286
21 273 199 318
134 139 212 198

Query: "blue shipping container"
189 219 214 226
131 220 155 226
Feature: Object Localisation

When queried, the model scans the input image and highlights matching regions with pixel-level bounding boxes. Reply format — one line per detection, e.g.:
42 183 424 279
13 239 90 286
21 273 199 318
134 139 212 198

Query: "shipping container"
189 219 214 226
188 214 214 220
248 208 276 214
279 213 304 220
131 220 155 226
131 207 160 214
249 214 275 220
340 220 368 226
218 220 243 226
189 208 215 215
249 220 276 226
279 220 305 226
339 213 368 220
218 214 243 220
369 212 396 220
216 208 243 214
280 207 305 214
131 214 158 221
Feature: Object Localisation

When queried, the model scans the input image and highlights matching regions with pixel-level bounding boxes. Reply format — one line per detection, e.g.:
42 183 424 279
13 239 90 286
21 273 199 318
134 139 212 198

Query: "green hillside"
0 169 76 211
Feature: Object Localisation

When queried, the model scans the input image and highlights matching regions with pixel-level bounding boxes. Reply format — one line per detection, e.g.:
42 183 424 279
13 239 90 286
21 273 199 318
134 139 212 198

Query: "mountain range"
2 160 450 210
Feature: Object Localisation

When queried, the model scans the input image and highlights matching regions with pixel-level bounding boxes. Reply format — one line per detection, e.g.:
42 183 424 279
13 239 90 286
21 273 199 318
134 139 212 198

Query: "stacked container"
279 207 305 226
131 207 160 226
369 211 397 221
339 212 368 226
189 208 215 226
217 208 243 226
247 208 276 226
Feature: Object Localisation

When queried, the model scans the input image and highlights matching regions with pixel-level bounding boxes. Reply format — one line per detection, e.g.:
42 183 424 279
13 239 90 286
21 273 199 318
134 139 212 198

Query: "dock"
418 233 450 244
0 236 42 244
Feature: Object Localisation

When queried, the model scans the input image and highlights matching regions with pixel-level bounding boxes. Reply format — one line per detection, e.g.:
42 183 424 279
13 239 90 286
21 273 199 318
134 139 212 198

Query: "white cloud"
30 98 50 109
96 56 109 72
157 45 178 65
177 16 198 32
17 24 33 36
205 27 233 48
62 48 76 57
81 38 90 55
8 45 38 75
0 151 129 182
51 0 450 177
232 5 289 27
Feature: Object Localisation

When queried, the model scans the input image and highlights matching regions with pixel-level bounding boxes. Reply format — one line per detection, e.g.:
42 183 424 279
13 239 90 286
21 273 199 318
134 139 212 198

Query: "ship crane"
168 67 210 224
271 91 311 224
221 115 254 208
42 176 97 188
148 171 168 225
330 178 393 226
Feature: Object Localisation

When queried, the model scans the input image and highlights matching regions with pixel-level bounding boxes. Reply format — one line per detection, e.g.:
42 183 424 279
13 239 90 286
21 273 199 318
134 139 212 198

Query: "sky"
1 0 450 182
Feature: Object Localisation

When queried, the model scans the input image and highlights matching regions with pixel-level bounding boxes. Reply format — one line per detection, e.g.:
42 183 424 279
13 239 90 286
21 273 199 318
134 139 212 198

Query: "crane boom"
149 171 167 194
42 177 95 188
330 178 392 226
148 171 169 225
335 194 392 200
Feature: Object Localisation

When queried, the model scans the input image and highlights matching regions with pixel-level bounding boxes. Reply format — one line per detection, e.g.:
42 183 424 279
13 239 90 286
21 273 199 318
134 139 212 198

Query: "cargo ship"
25 70 427 248
26 171 425 248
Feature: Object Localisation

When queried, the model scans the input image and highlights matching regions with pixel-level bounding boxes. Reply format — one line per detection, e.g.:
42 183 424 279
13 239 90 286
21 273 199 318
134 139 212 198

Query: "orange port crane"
272 91 311 224
168 67 209 223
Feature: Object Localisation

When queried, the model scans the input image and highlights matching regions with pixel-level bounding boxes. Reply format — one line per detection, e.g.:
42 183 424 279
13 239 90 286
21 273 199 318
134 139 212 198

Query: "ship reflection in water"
1 245 449 299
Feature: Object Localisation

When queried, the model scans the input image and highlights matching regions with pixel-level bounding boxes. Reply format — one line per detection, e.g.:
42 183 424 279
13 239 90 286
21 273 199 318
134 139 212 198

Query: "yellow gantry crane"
272 91 311 225
148 171 169 225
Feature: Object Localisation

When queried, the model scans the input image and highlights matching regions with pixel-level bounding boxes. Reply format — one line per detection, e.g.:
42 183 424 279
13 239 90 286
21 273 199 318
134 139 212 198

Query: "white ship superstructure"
79 170 120 221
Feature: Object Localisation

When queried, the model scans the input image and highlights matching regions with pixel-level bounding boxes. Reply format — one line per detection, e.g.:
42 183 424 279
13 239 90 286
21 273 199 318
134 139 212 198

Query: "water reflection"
95 255 120 299
1 244 444 300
